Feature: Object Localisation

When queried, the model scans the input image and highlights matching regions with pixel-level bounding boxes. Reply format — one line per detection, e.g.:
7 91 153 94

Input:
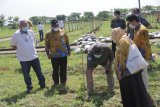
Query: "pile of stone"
70 33 112 53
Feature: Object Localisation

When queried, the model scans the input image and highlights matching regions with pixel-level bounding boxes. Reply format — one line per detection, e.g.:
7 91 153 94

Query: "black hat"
93 44 103 55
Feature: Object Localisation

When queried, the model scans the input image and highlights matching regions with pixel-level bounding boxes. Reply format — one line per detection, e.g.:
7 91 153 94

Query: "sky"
0 0 160 19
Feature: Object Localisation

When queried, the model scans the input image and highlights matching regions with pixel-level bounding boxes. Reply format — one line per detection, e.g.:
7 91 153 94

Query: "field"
0 21 160 107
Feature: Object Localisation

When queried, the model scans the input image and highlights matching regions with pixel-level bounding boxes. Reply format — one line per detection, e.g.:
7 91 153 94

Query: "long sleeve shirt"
45 29 70 58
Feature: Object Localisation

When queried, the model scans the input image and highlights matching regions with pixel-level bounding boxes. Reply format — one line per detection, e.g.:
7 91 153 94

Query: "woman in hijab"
111 27 153 107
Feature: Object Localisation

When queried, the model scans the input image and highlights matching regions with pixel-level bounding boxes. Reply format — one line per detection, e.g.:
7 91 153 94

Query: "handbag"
126 39 149 74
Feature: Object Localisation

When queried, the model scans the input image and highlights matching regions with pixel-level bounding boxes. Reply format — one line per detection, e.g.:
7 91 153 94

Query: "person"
45 19 70 88
27 20 33 29
127 8 150 39
59 20 65 29
111 10 126 58
10 20 45 94
86 43 115 95
126 15 152 91
37 22 44 41
111 27 153 107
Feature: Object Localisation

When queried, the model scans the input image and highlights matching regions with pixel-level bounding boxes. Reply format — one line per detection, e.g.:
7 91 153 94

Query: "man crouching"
86 43 115 95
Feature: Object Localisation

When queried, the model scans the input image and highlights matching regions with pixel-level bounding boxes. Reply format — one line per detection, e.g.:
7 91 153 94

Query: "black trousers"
112 41 116 58
51 57 67 85
20 58 45 89
39 30 44 41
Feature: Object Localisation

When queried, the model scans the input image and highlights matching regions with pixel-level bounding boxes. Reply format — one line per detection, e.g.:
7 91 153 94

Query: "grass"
0 51 160 107
0 20 160 107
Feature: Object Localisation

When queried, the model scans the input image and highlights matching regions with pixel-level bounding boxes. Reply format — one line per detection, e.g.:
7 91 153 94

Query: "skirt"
119 71 153 107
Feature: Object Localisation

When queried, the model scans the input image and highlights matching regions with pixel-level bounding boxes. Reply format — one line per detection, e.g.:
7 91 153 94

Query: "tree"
69 12 81 21
84 12 94 21
29 16 40 25
13 16 19 22
56 15 67 21
97 11 110 21
7 16 13 25
0 14 5 30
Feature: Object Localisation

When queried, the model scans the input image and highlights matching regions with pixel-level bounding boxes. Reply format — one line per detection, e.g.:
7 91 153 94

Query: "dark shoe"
40 85 46 89
52 84 58 88
26 86 33 94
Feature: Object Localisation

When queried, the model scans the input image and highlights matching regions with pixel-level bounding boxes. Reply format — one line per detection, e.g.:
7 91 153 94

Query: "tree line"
0 5 159 30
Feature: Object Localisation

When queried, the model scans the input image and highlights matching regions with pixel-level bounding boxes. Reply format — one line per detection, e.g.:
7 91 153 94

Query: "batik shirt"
45 30 70 58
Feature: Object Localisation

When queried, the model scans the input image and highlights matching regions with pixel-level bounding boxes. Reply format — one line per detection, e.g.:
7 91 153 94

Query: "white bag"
126 44 149 74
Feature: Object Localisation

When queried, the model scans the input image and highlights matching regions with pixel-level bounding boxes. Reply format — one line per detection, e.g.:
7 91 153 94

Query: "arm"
140 17 150 28
119 40 130 71
45 33 51 59
10 34 17 50
122 19 126 30
139 30 152 61
64 34 70 55
111 20 114 28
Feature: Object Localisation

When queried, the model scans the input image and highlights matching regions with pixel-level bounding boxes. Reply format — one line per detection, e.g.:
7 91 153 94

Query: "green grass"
95 21 112 37
0 51 160 107
0 28 17 38
0 20 160 107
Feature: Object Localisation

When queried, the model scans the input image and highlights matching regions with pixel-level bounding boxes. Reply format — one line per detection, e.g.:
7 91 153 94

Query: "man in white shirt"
37 22 44 41
11 20 45 94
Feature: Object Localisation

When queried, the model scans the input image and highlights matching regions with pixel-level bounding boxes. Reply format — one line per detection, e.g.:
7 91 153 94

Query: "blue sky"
0 0 160 19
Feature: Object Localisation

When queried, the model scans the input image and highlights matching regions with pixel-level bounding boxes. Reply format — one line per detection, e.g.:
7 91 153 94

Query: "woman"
111 27 153 107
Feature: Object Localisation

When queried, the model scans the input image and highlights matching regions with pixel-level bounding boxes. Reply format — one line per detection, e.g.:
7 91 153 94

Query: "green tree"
97 11 110 21
0 14 5 30
83 12 94 21
29 16 40 25
56 15 67 21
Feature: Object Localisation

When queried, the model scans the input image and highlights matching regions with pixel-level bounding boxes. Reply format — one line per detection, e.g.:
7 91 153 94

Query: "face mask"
94 54 102 58
22 27 28 33
129 24 135 29
53 27 59 31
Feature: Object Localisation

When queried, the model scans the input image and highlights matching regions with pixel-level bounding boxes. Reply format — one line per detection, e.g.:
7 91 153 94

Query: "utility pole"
138 0 141 14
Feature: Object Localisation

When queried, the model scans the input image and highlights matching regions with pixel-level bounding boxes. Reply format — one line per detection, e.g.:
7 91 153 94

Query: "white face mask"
53 27 59 31
129 24 135 29
94 54 102 58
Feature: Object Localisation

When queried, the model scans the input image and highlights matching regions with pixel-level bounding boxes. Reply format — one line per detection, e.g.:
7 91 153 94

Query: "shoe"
26 86 33 94
40 85 46 89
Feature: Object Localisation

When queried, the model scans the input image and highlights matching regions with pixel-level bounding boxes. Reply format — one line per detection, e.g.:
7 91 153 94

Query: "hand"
47 54 51 59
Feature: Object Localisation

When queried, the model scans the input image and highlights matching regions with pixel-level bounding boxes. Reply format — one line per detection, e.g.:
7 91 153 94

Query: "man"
45 20 70 88
127 15 152 90
111 10 126 57
127 8 150 39
11 20 45 94
59 20 65 29
86 43 115 95
37 22 44 41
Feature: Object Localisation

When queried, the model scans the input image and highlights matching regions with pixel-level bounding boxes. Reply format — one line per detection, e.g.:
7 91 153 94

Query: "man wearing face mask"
111 10 126 58
11 20 46 94
127 15 152 91
45 19 70 88
86 43 115 95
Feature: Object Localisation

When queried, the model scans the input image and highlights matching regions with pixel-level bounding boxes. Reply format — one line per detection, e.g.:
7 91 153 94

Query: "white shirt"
11 30 38 61
37 24 44 30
